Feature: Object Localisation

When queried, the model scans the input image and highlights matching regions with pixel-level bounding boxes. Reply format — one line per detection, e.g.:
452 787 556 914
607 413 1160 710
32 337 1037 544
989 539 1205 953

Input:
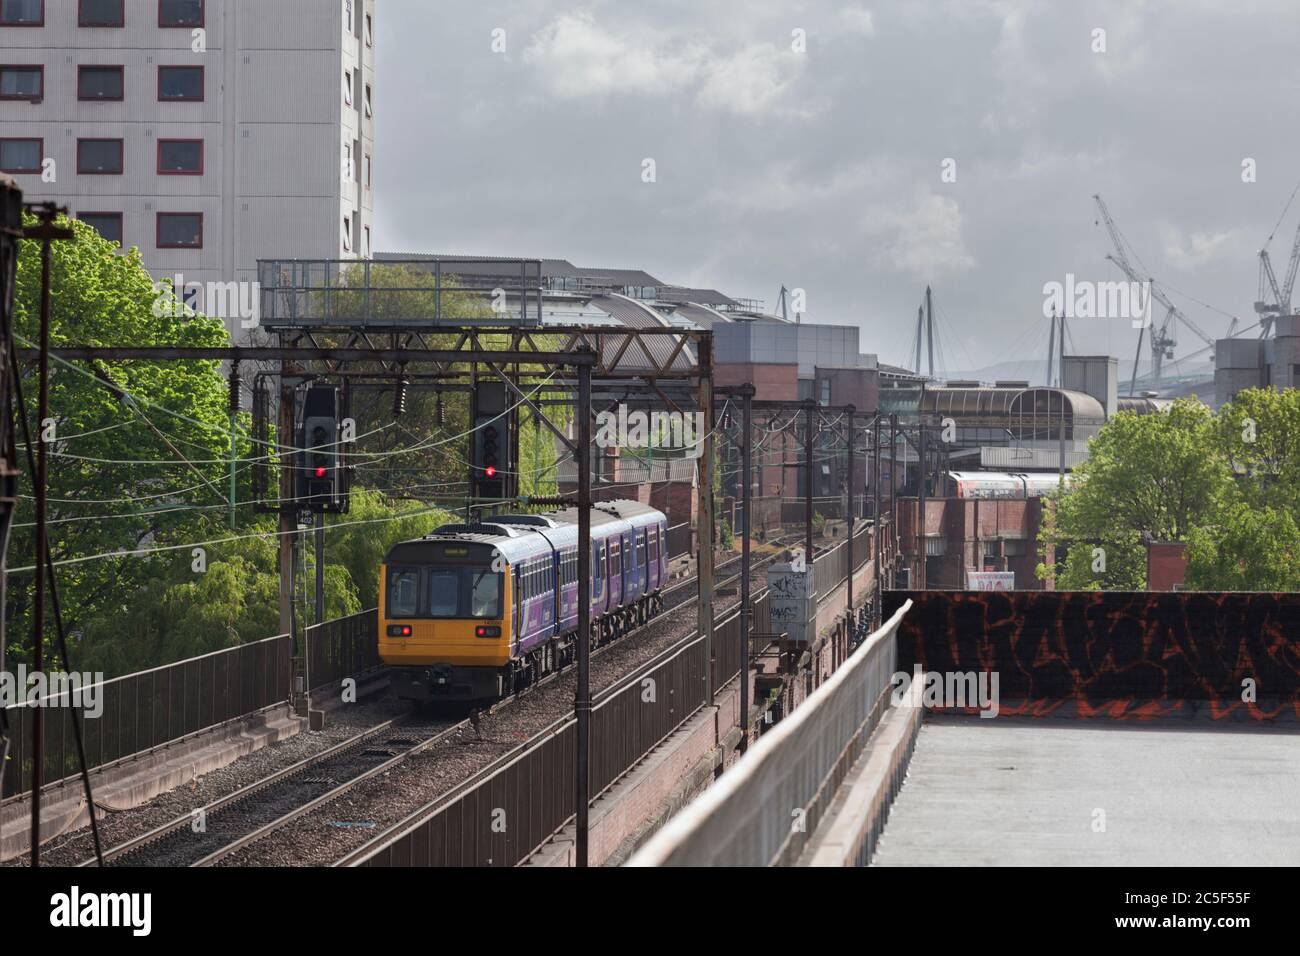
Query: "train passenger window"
469 571 502 618
428 570 459 617
387 569 419 617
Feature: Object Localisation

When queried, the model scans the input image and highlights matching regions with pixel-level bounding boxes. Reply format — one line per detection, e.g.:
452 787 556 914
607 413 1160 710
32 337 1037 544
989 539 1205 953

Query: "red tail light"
387 624 413 637
475 625 502 638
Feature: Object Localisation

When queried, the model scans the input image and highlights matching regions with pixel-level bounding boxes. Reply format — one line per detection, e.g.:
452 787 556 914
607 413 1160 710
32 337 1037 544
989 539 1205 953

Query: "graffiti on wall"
883 591 1300 720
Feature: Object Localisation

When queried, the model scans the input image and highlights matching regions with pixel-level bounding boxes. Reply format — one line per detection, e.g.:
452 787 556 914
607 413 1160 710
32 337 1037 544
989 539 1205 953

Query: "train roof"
385 501 666 564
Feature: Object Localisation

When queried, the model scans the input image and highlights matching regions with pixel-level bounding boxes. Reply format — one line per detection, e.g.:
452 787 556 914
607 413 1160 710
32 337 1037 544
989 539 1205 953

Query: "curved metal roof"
924 386 1106 423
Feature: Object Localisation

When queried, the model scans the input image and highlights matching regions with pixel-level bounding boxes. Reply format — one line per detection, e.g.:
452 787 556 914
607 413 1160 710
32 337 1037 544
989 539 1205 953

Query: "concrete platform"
872 715 1300 866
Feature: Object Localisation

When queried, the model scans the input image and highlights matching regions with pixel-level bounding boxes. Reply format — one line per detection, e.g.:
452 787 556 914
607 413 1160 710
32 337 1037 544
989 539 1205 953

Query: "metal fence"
257 258 544 328
307 609 379 692
665 522 693 560
351 594 771 867
1 633 292 799
626 599 912 867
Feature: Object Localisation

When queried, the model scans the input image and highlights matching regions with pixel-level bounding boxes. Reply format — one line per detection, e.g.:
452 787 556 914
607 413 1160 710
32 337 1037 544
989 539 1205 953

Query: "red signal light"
484 466 497 478
315 466 327 478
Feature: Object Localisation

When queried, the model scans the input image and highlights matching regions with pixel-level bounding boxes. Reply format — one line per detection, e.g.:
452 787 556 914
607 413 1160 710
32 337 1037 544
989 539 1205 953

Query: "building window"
78 65 124 101
158 65 203 101
78 212 122 246
77 138 123 174
363 225 371 258
159 0 202 27
0 65 42 101
79 0 123 26
157 212 202 249
365 13 372 47
0 138 41 173
364 83 372 118
158 138 202 174
342 216 352 252
343 69 353 106
342 142 352 181
0 0 43 26
364 152 371 188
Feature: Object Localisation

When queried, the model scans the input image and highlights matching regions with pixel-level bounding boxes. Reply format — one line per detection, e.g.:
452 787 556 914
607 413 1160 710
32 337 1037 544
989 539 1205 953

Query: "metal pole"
314 513 325 624
739 385 753 752
889 413 898 589
1059 311 1067 480
29 226 52 866
873 415 882 625
698 341 715 706
845 409 855 621
804 400 814 564
575 361 592 867
917 421 927 590
278 365 299 711
228 364 240 530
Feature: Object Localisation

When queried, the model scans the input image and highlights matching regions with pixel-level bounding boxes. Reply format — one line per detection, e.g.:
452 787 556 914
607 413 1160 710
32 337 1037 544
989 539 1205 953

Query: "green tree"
1185 502 1300 592
1215 387 1300 514
7 216 239 668
1036 399 1237 589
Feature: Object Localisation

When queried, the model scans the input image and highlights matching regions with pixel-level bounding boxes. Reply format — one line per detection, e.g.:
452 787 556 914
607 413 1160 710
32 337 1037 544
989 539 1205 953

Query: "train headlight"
475 625 502 638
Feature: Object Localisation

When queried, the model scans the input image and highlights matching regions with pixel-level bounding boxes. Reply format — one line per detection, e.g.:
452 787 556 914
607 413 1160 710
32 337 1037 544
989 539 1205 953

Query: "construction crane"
1093 194 1228 389
1255 195 1300 336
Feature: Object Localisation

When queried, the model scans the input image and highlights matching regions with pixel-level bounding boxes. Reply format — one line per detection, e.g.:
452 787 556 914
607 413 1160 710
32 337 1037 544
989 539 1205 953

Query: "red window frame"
77 211 123 246
0 64 43 102
158 0 203 28
157 64 204 101
77 64 124 102
79 0 124 27
157 138 203 175
0 137 43 173
0 0 44 27
76 137 124 175
156 212 203 250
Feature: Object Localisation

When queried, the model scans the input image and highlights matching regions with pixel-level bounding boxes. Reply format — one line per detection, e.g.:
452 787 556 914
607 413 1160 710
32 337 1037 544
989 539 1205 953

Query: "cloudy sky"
375 0 1300 376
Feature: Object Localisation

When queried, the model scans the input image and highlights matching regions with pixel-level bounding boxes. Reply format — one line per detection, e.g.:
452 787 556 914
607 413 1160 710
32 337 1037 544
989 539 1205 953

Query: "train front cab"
378 541 512 701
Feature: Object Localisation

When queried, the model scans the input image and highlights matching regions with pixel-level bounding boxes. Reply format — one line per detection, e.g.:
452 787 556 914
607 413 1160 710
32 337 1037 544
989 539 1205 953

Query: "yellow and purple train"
378 500 670 702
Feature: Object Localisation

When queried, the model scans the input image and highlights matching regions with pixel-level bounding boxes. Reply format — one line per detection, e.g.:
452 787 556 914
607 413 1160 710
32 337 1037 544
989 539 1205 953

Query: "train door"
591 538 606 615
609 537 622 607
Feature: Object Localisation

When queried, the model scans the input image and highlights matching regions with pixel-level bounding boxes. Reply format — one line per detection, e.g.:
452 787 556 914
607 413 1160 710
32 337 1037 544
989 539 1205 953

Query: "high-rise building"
0 0 375 334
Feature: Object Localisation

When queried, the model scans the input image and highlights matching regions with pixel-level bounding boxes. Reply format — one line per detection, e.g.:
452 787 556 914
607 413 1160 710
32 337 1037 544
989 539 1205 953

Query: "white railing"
627 599 912 867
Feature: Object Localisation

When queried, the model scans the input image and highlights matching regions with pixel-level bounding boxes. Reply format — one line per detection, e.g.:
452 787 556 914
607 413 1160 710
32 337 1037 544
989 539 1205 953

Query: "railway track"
80 715 461 868
78 534 797 868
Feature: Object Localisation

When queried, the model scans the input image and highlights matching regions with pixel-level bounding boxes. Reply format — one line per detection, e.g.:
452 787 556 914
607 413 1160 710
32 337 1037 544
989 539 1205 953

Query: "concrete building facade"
1214 317 1300 408
0 0 375 334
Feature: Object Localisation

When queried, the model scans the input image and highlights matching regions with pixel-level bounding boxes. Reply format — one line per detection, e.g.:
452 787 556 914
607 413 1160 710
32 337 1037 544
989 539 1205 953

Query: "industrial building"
1214 316 1300 408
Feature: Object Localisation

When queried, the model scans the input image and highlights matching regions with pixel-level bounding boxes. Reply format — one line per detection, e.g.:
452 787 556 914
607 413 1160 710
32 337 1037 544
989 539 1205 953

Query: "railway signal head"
297 384 347 514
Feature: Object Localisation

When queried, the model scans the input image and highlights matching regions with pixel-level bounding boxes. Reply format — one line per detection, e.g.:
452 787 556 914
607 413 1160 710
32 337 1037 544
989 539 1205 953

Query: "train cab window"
428 570 460 617
469 571 502 618
387 569 419 618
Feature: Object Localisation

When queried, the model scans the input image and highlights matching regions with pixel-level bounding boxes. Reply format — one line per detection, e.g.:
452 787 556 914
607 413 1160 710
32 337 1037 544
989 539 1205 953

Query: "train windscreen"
386 566 503 619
